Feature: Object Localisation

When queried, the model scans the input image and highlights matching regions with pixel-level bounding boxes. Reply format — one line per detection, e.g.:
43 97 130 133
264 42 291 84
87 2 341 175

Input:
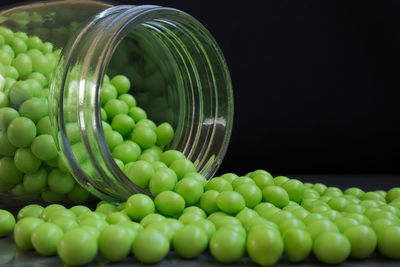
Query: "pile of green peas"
0 27 400 266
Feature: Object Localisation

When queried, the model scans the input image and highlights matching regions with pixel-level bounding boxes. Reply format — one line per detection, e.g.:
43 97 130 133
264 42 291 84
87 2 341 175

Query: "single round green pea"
67 184 90 204
57 227 98 266
281 179 304 203
270 210 295 225
105 130 124 151
47 209 77 223
0 209 16 237
146 222 174 242
182 172 207 186
262 185 289 208
112 142 139 164
128 106 147 122
174 178 204 206
111 74 131 95
79 218 109 232
111 113 135 136
31 222 63 256
216 190 245 215
132 228 169 264
247 227 283 266
101 83 118 105
205 177 233 192
130 126 157 149
252 173 274 190
386 188 400 203
302 213 326 226
99 224 134 262
118 93 136 108
371 218 395 235
17 204 43 221
155 122 174 146
236 208 259 225
234 183 262 208
19 97 48 123
173 225 208 258
126 194 155 222
313 232 351 264
22 168 47 193
199 190 220 215
40 204 66 221
14 148 42 173
149 167 177 196
377 226 400 259
14 217 43 250
7 117 36 148
36 116 51 135
344 187 365 198
104 99 128 119
12 53 32 77
95 202 117 215
47 168 75 194
283 228 312 263
273 176 289 186
159 149 184 166
155 191 185 216
30 134 58 161
210 229 246 263
124 160 154 188
344 225 377 259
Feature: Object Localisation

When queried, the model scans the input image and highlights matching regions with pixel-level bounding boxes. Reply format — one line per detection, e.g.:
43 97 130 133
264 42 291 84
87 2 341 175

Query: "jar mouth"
51 5 233 202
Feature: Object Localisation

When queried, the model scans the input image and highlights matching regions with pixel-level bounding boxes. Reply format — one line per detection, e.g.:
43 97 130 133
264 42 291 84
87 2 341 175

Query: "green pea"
124 160 154 188
126 194 155 222
175 178 204 206
313 232 351 264
205 177 233 192
118 93 136 108
231 176 255 189
273 176 289 186
210 229 246 263
215 190 245 215
129 106 147 122
155 191 185 216
0 107 19 131
171 225 207 258
149 167 177 196
31 222 63 256
0 131 17 156
12 53 32 77
247 227 284 266
283 228 312 263
160 149 185 167
57 227 98 266
140 213 165 228
99 224 134 262
47 168 75 194
14 148 42 173
70 206 91 217
30 134 58 161
111 113 135 136
262 185 289 208
234 183 262 208
199 190 220 215
344 225 377 259
101 83 118 105
17 204 43 221
104 99 128 119
130 125 157 149
67 184 90 204
307 219 339 240
22 168 47 193
155 122 174 146
111 74 131 95
7 117 36 148
281 179 304 203
0 209 16 237
132 228 169 263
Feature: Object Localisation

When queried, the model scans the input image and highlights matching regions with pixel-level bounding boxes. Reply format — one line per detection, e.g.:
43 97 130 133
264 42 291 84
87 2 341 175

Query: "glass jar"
0 0 233 205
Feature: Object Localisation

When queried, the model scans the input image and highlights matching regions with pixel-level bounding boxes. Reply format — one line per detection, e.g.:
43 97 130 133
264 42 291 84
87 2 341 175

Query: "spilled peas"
0 27 399 267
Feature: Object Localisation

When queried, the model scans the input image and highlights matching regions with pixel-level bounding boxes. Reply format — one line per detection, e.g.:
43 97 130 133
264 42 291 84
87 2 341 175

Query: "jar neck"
50 4 233 202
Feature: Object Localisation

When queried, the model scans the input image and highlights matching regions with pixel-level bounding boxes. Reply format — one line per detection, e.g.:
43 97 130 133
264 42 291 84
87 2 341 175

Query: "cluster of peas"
0 27 400 266
0 175 400 265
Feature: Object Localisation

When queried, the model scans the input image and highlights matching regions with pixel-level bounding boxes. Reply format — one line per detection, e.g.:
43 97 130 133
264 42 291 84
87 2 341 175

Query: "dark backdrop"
2 1 400 184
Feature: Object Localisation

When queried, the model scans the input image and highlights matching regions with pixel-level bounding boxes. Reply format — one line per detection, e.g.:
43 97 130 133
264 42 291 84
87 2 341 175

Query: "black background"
2 1 400 188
